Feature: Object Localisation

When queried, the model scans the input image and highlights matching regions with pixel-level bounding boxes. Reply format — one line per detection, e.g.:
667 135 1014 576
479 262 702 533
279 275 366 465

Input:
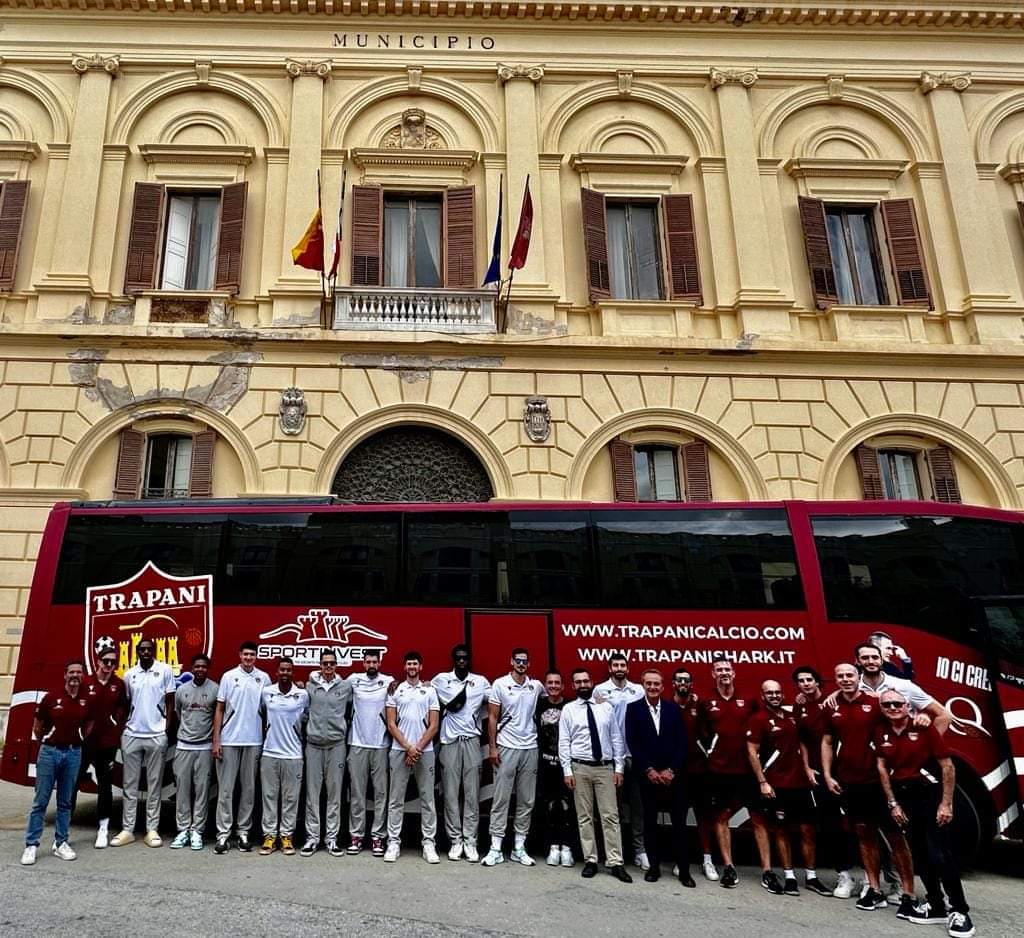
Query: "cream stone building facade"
2 3 1024 726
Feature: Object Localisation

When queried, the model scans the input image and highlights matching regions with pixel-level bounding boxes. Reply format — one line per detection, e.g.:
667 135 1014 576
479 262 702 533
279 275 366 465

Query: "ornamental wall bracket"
709 67 758 89
195 60 212 86
278 388 307 436
285 59 332 80
617 70 634 97
71 54 120 76
498 64 545 84
407 66 423 92
826 75 845 100
919 71 972 94
523 396 551 444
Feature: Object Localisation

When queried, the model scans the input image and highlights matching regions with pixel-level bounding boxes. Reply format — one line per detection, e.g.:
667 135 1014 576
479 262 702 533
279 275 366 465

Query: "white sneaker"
464 843 480 863
20 845 37 866
423 843 440 864
383 842 400 862
52 841 76 861
109 830 135 847
673 864 680 876
560 846 574 868
170 831 190 849
636 851 651 871
703 857 720 881
448 840 463 861
510 847 535 866
547 845 561 866
833 870 856 899
886 881 902 906
94 828 109 849
481 848 505 866
144 830 162 848
190 831 204 851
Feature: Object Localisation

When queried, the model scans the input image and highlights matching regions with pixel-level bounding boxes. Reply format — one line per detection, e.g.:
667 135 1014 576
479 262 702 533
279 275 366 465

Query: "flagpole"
331 169 347 301
316 169 326 304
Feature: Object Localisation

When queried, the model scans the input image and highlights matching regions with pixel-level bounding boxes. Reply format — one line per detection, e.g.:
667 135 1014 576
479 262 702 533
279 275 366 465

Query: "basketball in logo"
184 626 203 646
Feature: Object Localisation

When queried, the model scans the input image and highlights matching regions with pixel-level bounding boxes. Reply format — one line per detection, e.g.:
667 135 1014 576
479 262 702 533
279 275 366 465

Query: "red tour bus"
3 497 1023 858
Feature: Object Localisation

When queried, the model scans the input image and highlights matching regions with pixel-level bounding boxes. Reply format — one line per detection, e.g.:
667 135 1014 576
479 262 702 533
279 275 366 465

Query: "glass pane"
383 201 409 287
144 437 171 498
606 204 631 299
413 201 442 287
825 211 856 304
508 512 593 606
633 449 653 501
891 452 920 499
406 514 502 605
651 448 679 500
630 204 662 300
847 211 882 305
189 196 220 291
982 601 1024 683
221 514 307 604
169 437 193 496
161 197 192 290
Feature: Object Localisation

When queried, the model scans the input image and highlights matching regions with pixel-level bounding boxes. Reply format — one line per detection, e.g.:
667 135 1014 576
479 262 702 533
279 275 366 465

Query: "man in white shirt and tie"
558 668 632 884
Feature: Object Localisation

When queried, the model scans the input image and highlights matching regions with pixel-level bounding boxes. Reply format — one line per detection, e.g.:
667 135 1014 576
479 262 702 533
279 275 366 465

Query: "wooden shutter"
351 185 383 286
609 438 637 502
581 187 610 302
123 182 165 294
662 194 702 303
188 430 216 498
0 180 30 292
682 440 713 502
797 196 839 309
112 428 146 499
927 446 962 504
880 199 931 308
444 186 476 288
854 444 886 500
213 181 247 294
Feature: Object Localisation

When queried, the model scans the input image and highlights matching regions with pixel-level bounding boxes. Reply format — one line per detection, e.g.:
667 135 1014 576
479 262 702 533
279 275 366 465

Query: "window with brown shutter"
112 428 146 499
189 429 217 498
609 438 637 502
662 194 702 304
854 444 885 500
797 196 839 309
214 181 247 294
444 186 476 288
0 180 30 292
926 446 961 504
351 185 383 286
581 187 610 302
682 440 713 502
880 199 931 308
123 182 166 294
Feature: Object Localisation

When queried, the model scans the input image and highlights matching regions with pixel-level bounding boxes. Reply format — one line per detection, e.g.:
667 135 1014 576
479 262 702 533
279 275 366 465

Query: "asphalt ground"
1 781 1022 938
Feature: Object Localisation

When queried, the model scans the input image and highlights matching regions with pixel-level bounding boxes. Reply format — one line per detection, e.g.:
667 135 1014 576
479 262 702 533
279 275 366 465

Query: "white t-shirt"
386 680 441 752
860 673 935 713
217 665 272 747
348 672 395 749
261 683 309 760
431 671 491 745
595 677 645 757
488 674 544 749
124 661 176 738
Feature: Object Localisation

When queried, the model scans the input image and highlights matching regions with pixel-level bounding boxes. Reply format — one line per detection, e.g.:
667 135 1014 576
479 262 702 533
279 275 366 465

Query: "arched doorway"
331 425 494 502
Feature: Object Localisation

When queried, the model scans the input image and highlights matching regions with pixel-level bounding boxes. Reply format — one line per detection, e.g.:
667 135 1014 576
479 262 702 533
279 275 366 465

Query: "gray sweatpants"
261 756 303 837
488 745 538 839
216 745 260 837
387 748 437 846
121 733 167 832
305 740 346 843
439 737 483 844
348 746 388 840
174 748 213 833
618 756 645 854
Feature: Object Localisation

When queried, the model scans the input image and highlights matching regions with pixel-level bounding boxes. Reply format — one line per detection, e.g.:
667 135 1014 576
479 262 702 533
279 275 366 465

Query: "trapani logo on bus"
257 608 389 668
85 561 213 677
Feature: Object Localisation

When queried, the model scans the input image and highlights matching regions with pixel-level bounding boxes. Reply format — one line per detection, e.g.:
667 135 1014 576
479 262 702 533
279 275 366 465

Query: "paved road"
1 781 1021 937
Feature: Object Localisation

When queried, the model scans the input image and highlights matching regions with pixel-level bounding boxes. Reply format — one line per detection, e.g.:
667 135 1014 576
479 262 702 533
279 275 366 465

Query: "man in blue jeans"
21 659 94 865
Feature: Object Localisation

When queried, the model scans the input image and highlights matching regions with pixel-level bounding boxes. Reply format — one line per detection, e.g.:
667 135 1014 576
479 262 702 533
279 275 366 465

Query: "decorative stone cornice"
919 71 972 94
0 141 41 163
498 64 544 84
71 53 119 76
285 59 332 80
710 67 758 89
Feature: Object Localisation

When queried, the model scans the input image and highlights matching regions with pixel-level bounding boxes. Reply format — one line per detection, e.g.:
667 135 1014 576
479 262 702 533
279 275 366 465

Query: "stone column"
710 67 792 334
35 54 119 320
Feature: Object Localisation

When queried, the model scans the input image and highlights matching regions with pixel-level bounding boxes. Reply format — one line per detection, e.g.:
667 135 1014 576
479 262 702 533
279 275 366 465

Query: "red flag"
508 176 533 271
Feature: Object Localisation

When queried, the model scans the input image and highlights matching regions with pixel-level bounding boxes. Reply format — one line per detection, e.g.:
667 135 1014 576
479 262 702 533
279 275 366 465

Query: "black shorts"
839 782 889 827
687 772 711 814
757 787 816 826
708 772 757 812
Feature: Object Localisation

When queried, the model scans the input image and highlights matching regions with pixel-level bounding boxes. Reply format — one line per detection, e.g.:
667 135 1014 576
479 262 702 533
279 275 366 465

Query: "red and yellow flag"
291 209 325 272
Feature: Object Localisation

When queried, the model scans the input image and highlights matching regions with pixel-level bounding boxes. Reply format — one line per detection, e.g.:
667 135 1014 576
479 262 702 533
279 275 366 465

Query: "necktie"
585 700 603 761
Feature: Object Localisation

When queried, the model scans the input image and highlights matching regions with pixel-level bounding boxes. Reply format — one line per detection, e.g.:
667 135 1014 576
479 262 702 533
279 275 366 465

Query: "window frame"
877 448 924 500
824 204 889 306
633 444 681 501
382 191 444 289
606 198 666 301
142 433 195 500
159 189 223 292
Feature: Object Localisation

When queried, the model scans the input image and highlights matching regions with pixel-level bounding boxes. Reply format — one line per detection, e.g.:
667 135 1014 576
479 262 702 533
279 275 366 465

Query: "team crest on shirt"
862 704 873 712
908 732 919 741
257 607 389 668
737 700 746 707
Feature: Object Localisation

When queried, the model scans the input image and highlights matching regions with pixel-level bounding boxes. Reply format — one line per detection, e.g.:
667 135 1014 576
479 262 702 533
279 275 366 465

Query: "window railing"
332 287 497 333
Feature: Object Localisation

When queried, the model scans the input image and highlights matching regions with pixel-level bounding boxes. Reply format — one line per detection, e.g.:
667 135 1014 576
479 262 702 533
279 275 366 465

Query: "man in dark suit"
625 668 695 887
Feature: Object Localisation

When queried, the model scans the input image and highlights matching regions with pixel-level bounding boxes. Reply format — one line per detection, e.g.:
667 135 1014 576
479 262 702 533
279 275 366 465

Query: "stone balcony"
332 286 497 333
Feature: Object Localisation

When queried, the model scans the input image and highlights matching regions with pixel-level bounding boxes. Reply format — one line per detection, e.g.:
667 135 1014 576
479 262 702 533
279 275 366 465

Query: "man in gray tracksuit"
170 654 218 851
301 651 352 857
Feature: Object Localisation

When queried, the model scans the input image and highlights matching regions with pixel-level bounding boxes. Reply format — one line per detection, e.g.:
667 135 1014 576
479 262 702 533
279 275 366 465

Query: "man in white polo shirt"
483 647 544 867
432 644 491 862
212 640 271 854
110 638 176 848
346 649 394 856
384 650 440 864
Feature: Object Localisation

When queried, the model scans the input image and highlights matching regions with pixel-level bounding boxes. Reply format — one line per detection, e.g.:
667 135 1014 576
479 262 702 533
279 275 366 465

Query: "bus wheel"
951 763 994 868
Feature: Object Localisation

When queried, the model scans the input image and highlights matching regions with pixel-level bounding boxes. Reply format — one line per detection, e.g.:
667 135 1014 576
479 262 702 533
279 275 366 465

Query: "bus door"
466 610 552 679
973 596 1024 835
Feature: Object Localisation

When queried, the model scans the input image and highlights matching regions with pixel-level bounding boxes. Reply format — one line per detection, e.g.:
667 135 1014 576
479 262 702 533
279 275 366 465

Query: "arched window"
608 435 712 503
112 425 217 500
853 440 960 503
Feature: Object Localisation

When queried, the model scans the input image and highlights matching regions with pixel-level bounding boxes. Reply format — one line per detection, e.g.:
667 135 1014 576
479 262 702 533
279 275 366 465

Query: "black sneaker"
720 864 739 888
805 876 832 896
214 836 229 855
907 900 948 925
896 894 917 920
326 840 345 857
761 870 784 895
946 912 975 938
237 833 252 853
299 839 318 857
855 887 887 911
784 876 799 896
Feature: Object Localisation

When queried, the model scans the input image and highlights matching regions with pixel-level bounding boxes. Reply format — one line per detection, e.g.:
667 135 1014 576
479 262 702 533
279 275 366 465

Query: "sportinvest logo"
257 608 388 667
